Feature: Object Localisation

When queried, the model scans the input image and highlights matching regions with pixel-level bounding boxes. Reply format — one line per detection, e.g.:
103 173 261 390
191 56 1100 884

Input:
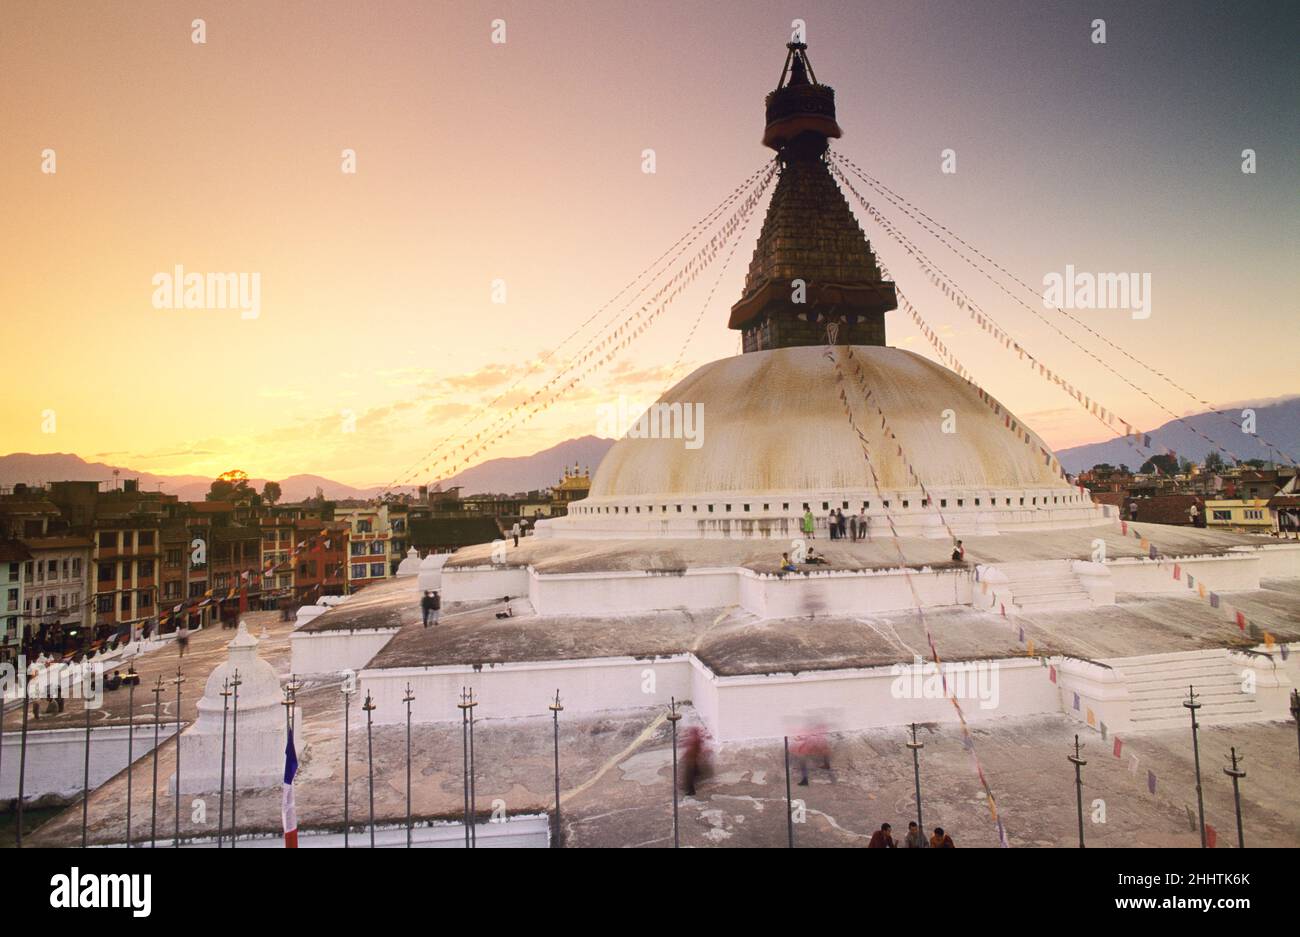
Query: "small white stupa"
395 546 422 578
417 552 448 593
174 620 306 794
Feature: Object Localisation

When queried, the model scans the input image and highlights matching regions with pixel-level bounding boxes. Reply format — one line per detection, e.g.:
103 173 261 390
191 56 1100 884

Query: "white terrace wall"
359 655 693 726
1238 543 1300 579
1105 553 1260 594
445 563 974 618
359 653 1064 742
290 628 399 676
1 724 179 801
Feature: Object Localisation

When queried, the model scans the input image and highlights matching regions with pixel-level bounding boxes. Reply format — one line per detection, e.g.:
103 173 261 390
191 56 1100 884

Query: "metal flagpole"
1068 734 1087 848
150 675 164 847
667 697 682 849
403 683 414 848
906 722 924 837
123 666 140 848
458 687 471 848
1223 747 1246 849
343 679 354 847
217 677 230 848
172 666 185 847
363 690 376 848
16 665 30 848
230 668 241 848
467 687 477 848
783 736 794 848
81 690 92 847
1184 685 1207 847
549 690 563 848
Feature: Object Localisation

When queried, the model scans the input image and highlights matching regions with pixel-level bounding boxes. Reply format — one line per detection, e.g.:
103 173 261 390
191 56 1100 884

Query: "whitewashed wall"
1 723 178 801
290 628 399 676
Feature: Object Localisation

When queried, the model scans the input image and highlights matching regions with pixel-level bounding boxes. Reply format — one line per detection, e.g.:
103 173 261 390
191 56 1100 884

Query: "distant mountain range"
4 398 1294 500
0 436 617 502
1054 397 1300 473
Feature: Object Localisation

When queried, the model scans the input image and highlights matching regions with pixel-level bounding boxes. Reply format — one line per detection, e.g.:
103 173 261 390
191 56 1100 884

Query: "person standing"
857 507 868 541
828 509 839 540
802 507 815 540
510 520 521 547
848 512 858 542
837 510 848 541
421 590 436 628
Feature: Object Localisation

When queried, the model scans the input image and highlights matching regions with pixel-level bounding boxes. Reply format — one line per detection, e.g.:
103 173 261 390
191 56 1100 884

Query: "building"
336 505 396 591
18 535 93 656
550 464 591 516
0 540 31 664
1204 498 1272 532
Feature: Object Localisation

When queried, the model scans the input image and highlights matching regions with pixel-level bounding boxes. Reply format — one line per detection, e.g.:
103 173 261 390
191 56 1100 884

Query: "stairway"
999 560 1092 612
1103 650 1264 731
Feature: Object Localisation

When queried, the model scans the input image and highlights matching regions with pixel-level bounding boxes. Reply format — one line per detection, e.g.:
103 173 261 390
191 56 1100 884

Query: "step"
1006 580 1089 597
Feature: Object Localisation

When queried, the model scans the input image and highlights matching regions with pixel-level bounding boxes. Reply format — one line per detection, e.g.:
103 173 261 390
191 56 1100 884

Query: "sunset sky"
3 0 1295 488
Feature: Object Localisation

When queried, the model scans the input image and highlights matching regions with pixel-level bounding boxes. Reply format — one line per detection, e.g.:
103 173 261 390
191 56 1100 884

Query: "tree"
1139 454 1178 475
207 469 261 506
1204 451 1225 473
262 481 282 504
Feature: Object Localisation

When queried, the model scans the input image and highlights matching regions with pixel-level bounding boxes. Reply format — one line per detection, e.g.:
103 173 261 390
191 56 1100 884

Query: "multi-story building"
259 516 297 607
91 518 162 642
291 519 349 602
0 540 31 664
19 535 93 655
209 526 263 624
1204 498 1272 533
336 505 395 592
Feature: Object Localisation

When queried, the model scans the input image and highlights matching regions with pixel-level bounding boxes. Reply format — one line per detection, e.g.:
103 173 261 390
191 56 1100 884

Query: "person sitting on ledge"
951 540 965 563
780 552 798 573
495 596 514 619
805 548 828 565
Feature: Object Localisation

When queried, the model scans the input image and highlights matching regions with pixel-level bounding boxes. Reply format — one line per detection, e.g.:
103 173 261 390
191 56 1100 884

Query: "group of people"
867 822 956 848
801 507 871 541
420 590 442 627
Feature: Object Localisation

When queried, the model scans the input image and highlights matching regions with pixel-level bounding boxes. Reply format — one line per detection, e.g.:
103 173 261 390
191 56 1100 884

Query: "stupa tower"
729 42 897 352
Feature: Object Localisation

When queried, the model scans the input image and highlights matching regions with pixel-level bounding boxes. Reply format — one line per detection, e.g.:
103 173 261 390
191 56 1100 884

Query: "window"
99 563 114 582
1213 510 1231 521
120 593 130 612
189 582 205 598
166 549 182 568
357 520 372 533
138 591 152 608
46 595 55 610
121 531 133 549
138 531 154 547
165 582 180 598
369 541 384 555
97 595 113 613
369 563 385 578
351 542 367 557
47 559 58 579
139 560 154 577
351 564 366 579
6 589 17 610
99 531 117 549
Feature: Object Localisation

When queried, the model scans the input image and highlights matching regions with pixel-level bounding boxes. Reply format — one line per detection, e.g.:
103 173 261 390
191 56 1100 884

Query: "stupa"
175 621 305 794
539 41 1107 541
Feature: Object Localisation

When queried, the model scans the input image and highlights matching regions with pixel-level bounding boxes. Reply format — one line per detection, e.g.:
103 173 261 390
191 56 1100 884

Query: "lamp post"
81 687 93 847
363 690 376 848
216 677 230 848
457 687 477 848
172 666 185 847
1222 747 1246 849
1067 734 1087 848
1184 685 1207 848
149 675 164 848
549 690 563 848
906 722 924 837
667 697 682 849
